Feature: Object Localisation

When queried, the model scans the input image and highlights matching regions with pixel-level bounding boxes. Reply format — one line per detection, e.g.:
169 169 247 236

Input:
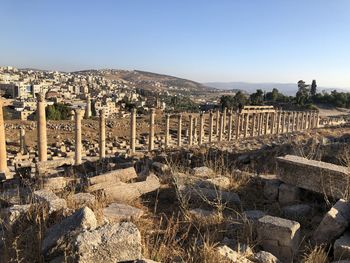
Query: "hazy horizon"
1 0 350 88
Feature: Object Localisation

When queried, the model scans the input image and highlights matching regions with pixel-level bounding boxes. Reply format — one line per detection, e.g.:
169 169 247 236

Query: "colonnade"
0 93 323 175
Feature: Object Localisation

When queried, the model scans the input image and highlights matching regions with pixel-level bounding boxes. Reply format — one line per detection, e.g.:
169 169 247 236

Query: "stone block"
103 203 144 223
276 155 350 199
278 183 300 205
313 199 350 244
89 167 137 185
334 231 350 261
258 215 300 262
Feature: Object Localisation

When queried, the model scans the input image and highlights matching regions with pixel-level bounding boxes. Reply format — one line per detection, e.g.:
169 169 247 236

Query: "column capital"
37 92 46 102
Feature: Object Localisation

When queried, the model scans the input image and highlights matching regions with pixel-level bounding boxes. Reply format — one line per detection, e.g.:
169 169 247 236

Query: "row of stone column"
0 95 320 174
129 109 320 153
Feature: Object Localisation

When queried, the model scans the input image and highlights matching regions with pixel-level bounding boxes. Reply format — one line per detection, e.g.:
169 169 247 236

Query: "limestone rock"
1 204 31 227
334 231 350 261
192 166 215 178
71 193 95 208
254 251 280 263
43 177 70 192
33 189 67 214
313 199 350 244
189 208 217 219
197 176 231 190
103 203 144 223
257 215 300 262
42 206 97 255
72 222 141 262
96 174 160 203
89 167 137 185
216 245 239 261
180 185 241 206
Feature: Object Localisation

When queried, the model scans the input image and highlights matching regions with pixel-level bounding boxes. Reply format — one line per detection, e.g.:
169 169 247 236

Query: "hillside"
75 69 214 93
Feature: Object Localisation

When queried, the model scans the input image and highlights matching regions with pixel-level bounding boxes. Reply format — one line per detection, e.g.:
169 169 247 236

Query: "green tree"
310 80 317 97
296 80 310 106
46 103 71 120
249 89 264 105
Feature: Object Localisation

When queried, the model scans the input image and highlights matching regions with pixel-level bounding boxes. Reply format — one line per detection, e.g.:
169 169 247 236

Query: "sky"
1 0 350 88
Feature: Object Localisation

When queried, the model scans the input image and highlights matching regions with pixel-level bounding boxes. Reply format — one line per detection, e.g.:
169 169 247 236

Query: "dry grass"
302 245 329 263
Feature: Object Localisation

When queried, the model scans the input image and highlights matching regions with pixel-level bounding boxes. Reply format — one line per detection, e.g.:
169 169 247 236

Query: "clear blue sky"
1 0 350 88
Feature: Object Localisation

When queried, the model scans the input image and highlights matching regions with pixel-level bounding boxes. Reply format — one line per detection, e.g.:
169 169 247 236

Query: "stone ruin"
1 94 350 262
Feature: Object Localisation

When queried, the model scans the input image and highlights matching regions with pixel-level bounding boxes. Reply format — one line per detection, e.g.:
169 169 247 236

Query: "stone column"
285 112 290 133
301 112 306 130
228 111 233 141
270 112 276 134
0 98 8 174
130 108 137 154
235 113 241 139
199 112 204 145
291 112 296 132
218 113 223 141
188 114 193 146
177 114 182 146
37 92 47 162
257 113 261 136
209 111 214 143
20 127 26 154
165 114 170 148
244 113 249 138
251 113 256 137
316 111 319 128
222 107 227 133
216 109 220 135
264 113 269 135
281 111 286 133
99 109 106 160
308 111 312 129
295 112 300 131
193 117 198 144
276 111 281 134
148 108 155 151
74 108 84 165
85 95 92 119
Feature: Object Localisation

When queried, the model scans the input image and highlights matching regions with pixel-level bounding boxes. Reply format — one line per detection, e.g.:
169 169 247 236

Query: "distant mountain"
204 82 350 96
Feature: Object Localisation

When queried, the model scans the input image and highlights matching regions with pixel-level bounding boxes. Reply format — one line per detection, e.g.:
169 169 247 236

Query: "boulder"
216 245 239 261
197 176 231 190
33 189 67 214
42 177 71 192
313 199 350 244
42 207 97 255
72 222 141 262
103 203 144 223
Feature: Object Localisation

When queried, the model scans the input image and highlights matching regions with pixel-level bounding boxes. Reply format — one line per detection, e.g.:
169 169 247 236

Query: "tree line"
220 80 350 110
